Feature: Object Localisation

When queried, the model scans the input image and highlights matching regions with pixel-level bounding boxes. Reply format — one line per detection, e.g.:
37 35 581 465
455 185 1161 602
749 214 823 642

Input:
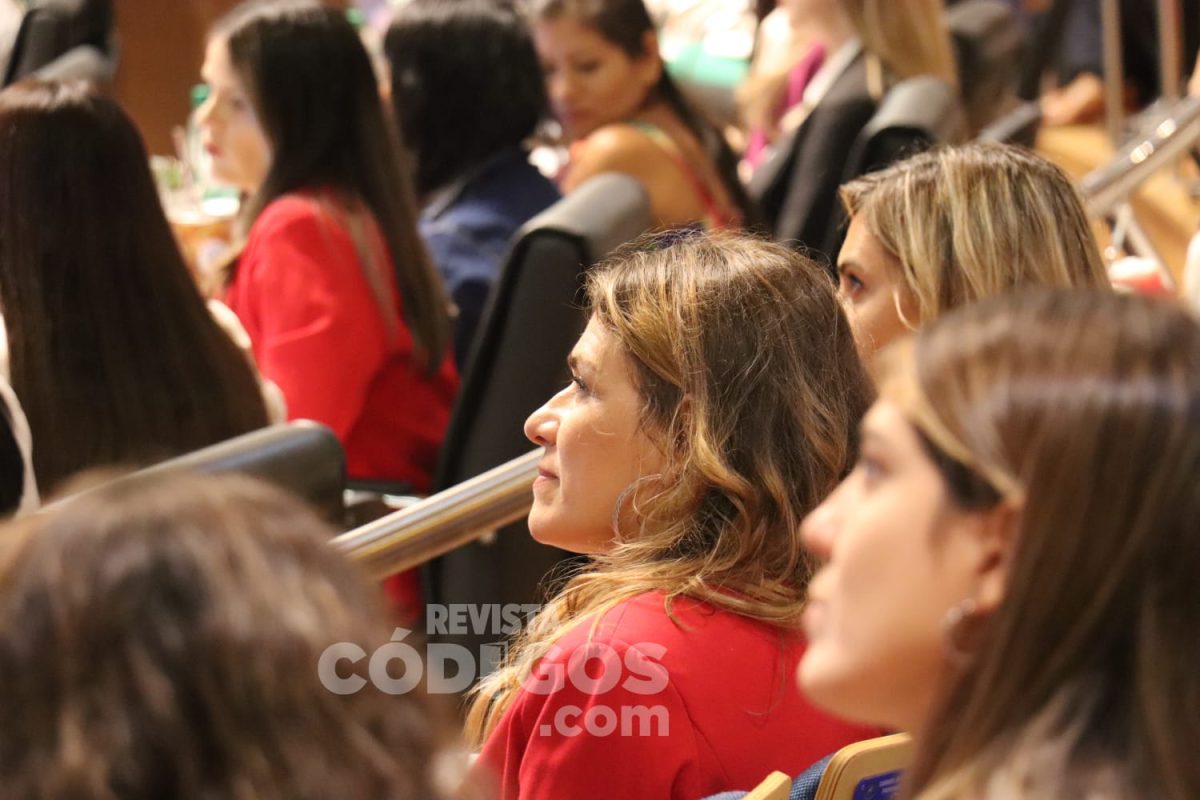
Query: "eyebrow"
858 427 886 448
567 351 597 376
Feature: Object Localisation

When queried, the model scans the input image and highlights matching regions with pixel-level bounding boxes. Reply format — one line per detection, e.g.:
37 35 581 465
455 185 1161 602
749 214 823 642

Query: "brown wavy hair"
465 232 874 742
883 290 1200 800
0 473 447 799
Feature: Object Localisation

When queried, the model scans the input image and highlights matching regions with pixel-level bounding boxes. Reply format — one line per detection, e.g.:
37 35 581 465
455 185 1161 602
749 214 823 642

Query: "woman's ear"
972 498 1021 614
638 30 664 88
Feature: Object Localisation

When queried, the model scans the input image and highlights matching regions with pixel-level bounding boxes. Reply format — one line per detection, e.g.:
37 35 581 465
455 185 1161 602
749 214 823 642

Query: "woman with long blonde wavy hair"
799 289 1200 800
468 232 877 799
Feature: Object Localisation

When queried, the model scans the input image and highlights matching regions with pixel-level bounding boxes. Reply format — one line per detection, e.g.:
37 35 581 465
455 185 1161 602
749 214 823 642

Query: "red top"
476 592 877 799
225 193 457 491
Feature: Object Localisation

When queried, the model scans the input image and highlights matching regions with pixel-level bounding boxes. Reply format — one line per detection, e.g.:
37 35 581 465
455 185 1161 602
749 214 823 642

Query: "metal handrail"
1080 95 1200 216
332 449 541 578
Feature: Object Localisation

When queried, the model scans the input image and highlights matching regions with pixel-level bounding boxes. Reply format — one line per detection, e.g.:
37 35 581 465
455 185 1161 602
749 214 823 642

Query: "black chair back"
90 421 346 524
814 76 964 267
947 0 1023 134
425 173 650 666
435 172 651 490
3 0 115 86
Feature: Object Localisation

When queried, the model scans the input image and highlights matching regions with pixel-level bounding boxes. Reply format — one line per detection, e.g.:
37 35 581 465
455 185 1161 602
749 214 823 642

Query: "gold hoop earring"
941 598 981 665
611 473 663 536
892 288 919 332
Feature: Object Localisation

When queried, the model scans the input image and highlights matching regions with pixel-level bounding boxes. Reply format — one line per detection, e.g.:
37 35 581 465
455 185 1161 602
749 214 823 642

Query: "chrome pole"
333 449 541 578
1158 0 1183 104
1102 0 1125 144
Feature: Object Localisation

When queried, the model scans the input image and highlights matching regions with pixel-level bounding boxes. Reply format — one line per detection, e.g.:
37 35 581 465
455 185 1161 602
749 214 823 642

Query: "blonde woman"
467 233 877 799
745 0 957 258
836 142 1111 360
800 289 1200 799
742 0 956 168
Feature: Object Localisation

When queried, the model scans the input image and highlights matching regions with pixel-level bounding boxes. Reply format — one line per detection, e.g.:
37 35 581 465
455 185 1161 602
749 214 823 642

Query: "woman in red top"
466 233 878 799
198 0 457 493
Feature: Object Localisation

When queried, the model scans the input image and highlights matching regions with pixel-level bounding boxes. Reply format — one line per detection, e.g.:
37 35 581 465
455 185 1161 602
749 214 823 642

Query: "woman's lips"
533 465 558 487
557 109 589 132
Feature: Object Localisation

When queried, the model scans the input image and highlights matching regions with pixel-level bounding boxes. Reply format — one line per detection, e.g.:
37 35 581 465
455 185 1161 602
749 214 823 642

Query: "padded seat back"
3 0 116 86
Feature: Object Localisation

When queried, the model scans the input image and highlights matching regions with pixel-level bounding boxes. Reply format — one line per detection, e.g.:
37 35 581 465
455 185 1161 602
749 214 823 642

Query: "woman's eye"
855 454 885 486
569 374 590 395
574 60 600 74
838 271 865 299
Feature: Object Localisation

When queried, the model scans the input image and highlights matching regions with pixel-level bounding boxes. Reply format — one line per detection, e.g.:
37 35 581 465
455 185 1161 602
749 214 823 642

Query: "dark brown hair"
0 81 269 493
214 0 451 368
0 472 446 799
529 0 755 223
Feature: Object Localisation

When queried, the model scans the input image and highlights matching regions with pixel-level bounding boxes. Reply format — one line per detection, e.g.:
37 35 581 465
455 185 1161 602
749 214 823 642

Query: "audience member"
836 142 1109 360
386 0 560 368
200 0 457 493
0 80 269 496
530 0 750 230
800 289 1200 800
740 0 956 171
0 472 448 799
467 233 877 799
744 0 957 260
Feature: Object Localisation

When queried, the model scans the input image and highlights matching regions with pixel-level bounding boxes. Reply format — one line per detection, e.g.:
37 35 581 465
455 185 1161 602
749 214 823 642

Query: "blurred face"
837 215 920 359
781 0 840 27
197 36 272 193
799 399 996 733
532 16 660 140
524 318 666 554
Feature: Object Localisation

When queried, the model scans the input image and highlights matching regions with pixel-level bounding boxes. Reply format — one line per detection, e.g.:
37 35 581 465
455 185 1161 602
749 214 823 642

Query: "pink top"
744 43 828 170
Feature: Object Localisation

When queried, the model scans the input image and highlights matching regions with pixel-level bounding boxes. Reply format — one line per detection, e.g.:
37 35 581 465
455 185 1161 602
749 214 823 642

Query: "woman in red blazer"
198 1 457 496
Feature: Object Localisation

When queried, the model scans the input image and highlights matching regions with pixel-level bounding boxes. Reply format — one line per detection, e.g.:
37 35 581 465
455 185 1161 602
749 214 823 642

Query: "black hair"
530 0 755 223
385 0 548 198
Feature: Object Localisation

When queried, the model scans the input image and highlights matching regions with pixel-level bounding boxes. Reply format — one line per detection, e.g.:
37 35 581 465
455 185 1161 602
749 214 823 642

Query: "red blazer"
476 592 877 799
225 193 457 491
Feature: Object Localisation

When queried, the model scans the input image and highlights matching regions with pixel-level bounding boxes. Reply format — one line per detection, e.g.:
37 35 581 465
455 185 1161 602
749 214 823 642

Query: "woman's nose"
524 401 559 448
800 492 840 562
195 93 217 128
548 72 574 106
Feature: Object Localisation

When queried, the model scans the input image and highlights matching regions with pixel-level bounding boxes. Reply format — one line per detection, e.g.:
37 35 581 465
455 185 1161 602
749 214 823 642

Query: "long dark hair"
215 0 451 367
529 0 755 223
0 81 268 494
385 0 548 198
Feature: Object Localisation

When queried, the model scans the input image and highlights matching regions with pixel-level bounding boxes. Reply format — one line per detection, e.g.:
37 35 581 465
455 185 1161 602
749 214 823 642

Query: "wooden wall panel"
113 0 242 156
